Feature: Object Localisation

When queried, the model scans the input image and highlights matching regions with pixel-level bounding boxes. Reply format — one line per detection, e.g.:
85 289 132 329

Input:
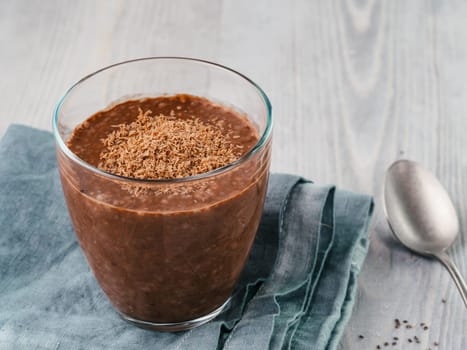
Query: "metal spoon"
383 159 467 307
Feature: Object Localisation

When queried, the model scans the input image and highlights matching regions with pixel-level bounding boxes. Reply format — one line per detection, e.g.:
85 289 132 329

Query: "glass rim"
52 56 273 184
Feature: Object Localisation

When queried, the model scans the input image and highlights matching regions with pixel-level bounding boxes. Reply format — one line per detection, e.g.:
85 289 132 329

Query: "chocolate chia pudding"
56 94 271 328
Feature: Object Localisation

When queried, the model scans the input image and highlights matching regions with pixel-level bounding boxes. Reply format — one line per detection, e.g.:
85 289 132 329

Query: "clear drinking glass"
53 57 272 331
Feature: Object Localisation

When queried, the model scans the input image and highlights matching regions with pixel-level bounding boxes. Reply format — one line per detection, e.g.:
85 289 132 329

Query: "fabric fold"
0 125 373 350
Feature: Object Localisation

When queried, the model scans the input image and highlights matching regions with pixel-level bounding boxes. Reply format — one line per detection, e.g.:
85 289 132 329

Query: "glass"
53 57 272 331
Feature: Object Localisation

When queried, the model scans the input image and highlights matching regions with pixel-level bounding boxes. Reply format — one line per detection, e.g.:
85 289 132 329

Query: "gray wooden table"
1 0 466 348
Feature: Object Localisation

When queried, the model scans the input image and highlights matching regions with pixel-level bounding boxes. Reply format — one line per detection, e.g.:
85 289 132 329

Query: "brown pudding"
57 94 271 324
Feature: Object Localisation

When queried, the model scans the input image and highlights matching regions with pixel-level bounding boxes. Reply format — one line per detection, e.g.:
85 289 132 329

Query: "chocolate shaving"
98 108 240 179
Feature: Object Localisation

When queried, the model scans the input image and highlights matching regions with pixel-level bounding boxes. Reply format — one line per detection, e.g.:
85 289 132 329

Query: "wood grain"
0 0 465 348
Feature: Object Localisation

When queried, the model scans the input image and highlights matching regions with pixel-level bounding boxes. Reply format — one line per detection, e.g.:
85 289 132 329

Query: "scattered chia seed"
374 317 439 349
358 335 364 339
394 318 401 329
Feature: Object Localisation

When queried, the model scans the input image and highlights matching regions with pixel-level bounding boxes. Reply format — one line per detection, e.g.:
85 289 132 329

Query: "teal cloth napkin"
0 125 373 350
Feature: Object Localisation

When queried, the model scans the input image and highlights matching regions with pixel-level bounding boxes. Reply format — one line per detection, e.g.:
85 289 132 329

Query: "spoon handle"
434 252 467 308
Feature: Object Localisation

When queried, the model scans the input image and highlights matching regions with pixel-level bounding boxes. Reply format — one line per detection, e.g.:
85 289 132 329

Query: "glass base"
118 297 231 332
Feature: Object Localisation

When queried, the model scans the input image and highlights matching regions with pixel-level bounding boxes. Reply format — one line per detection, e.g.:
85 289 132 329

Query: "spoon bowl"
383 159 467 307
384 160 459 255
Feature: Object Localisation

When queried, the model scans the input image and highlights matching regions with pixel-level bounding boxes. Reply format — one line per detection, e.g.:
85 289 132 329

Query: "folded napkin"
0 125 373 350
